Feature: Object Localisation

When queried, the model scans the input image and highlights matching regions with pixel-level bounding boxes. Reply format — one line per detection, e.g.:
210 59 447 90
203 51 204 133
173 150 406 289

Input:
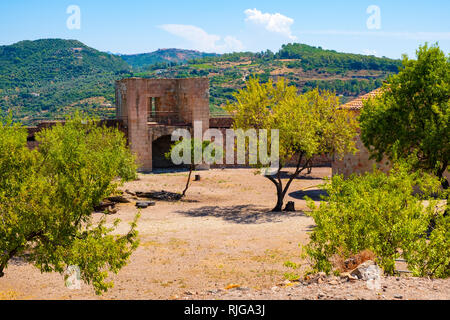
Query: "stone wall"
332 110 449 184
26 119 127 150
332 110 391 177
208 121 332 168
115 78 210 172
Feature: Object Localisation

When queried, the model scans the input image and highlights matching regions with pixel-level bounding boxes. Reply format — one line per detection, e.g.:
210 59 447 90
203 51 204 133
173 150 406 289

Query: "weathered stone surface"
94 201 115 212
136 190 182 201
115 78 210 172
350 260 379 280
108 195 131 203
136 201 155 209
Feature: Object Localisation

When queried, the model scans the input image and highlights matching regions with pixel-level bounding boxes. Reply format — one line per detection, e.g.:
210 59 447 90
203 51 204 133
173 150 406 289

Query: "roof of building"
340 88 383 110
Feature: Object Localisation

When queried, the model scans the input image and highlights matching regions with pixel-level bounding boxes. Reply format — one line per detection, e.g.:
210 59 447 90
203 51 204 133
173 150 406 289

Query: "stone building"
331 89 390 177
332 89 449 183
24 81 447 180
26 77 331 172
115 77 332 172
115 78 210 172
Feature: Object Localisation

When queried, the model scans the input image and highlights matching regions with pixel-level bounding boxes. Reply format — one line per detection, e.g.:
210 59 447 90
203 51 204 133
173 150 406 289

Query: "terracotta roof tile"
341 88 383 110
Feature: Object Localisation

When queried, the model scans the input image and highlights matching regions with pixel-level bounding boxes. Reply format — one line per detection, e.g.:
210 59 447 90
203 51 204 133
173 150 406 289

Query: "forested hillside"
141 43 401 110
121 48 218 69
0 39 131 122
0 40 402 123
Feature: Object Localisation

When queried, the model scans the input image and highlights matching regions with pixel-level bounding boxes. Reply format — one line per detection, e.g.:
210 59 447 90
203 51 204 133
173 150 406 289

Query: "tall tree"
360 43 449 188
0 114 139 294
226 78 358 211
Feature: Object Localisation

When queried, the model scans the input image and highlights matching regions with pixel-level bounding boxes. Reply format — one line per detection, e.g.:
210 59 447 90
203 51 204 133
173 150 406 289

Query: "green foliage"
125 43 399 111
226 77 358 165
303 79 383 97
283 261 299 269
304 164 448 278
360 43 450 186
276 43 400 72
0 39 129 89
284 272 300 281
403 211 450 278
165 138 218 167
0 113 139 294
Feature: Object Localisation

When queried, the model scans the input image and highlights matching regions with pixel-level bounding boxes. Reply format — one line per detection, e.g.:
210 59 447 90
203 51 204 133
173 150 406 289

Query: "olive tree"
0 115 139 294
226 78 358 211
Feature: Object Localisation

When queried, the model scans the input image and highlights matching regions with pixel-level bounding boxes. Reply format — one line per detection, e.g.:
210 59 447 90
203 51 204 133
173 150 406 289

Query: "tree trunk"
437 160 449 190
266 154 311 212
272 184 284 212
181 165 194 197
0 231 42 278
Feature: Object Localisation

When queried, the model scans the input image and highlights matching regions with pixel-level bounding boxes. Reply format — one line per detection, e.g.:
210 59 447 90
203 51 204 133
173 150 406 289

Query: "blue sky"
0 0 449 59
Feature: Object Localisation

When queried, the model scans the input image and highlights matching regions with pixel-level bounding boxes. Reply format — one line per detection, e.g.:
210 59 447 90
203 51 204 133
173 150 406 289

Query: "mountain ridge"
0 39 402 123
120 48 219 69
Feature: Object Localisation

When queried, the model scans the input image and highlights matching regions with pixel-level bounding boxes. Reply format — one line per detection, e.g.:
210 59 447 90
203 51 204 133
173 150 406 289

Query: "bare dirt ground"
0 167 449 300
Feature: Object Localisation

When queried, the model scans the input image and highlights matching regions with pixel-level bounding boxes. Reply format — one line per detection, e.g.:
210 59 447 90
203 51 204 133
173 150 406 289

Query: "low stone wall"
209 117 234 128
332 120 449 184
207 126 332 169
26 119 127 149
332 133 391 177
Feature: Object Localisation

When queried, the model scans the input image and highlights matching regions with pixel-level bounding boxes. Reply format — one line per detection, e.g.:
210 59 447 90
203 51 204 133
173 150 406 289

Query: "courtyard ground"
0 167 448 300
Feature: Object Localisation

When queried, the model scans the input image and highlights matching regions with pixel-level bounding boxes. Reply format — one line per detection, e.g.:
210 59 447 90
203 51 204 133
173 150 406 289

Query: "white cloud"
159 24 244 53
244 8 297 40
363 49 378 56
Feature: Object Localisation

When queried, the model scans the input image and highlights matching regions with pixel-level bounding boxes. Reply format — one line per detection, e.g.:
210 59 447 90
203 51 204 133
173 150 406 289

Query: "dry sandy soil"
0 168 449 300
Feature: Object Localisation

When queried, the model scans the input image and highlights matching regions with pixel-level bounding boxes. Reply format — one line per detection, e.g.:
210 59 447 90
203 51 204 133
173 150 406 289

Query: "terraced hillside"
0 40 401 123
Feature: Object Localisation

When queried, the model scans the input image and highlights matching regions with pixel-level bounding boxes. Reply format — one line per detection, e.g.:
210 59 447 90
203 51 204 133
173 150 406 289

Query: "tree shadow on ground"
145 168 190 175
176 205 306 224
278 171 325 180
289 189 328 201
8 256 28 266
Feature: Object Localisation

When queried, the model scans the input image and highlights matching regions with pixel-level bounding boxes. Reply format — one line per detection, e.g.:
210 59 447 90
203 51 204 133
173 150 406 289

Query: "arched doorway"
152 135 184 169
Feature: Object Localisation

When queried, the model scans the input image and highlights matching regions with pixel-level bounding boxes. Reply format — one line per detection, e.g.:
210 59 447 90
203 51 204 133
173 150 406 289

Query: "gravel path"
192 276 450 300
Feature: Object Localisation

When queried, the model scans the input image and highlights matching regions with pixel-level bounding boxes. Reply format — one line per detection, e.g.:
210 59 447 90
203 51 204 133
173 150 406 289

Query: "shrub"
0 114 140 294
304 164 448 277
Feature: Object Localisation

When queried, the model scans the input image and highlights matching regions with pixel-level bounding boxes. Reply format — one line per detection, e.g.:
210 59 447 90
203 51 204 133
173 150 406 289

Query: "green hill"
121 48 218 69
0 39 130 89
0 39 402 123
0 39 131 122
137 43 402 111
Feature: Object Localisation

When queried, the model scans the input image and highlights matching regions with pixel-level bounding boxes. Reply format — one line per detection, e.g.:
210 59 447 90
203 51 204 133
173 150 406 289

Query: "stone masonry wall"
115 78 210 172
332 110 449 184
332 110 391 177
208 121 332 168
